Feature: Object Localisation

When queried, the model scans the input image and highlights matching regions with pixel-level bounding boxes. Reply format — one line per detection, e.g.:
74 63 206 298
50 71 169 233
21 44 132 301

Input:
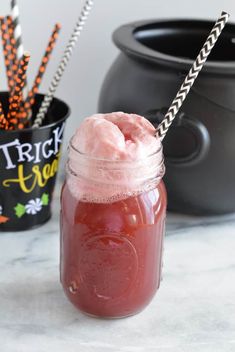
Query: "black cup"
0 92 70 231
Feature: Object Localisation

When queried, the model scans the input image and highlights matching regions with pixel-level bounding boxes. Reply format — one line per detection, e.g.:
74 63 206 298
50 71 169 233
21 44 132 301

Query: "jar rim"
67 138 165 201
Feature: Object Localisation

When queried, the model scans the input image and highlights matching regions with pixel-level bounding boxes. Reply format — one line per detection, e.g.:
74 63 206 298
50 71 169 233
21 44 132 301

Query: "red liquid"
60 181 167 318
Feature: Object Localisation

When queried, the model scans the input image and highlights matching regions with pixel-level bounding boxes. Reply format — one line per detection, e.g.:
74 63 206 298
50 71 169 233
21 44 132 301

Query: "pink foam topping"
71 112 161 160
68 112 163 203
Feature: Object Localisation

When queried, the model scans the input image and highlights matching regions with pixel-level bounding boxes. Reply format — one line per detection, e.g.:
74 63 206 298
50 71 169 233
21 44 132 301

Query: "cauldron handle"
144 108 210 166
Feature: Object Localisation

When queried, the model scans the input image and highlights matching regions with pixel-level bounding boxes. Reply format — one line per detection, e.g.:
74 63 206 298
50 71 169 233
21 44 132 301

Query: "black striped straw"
33 0 94 128
157 11 229 141
11 0 28 98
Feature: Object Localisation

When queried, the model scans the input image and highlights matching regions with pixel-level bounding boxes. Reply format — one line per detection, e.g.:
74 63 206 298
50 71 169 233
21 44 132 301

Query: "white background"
0 0 234 149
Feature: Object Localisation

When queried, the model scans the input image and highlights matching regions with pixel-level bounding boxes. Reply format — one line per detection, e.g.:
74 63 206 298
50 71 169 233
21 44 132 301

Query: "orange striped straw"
19 23 61 122
6 15 18 82
0 16 15 94
8 52 30 130
0 101 9 130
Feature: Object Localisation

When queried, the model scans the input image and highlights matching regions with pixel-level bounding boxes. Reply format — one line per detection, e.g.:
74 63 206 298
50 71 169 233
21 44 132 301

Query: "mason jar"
60 139 167 318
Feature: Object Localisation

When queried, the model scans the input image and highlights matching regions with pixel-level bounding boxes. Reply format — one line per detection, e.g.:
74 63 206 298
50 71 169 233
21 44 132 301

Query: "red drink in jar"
60 112 167 318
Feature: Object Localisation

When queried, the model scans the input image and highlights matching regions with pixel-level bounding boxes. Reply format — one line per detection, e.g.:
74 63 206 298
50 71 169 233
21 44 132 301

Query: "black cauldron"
98 19 235 215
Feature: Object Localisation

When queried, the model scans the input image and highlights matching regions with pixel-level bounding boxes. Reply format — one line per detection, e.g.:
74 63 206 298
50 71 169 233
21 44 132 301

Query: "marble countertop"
1 186 235 352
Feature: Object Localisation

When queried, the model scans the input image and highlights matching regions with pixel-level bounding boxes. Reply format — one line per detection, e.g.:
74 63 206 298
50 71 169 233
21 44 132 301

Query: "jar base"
73 305 149 320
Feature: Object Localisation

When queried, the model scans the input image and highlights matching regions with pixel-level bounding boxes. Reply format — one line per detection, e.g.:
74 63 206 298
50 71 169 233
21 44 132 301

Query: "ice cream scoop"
68 112 164 203
71 112 161 161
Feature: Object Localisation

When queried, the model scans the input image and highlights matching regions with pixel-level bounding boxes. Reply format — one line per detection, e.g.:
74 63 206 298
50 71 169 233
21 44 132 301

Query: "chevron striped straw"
11 0 28 97
157 11 229 141
33 0 94 128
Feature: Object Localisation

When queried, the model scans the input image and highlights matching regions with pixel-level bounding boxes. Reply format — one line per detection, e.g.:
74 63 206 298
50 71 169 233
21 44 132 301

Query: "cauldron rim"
113 18 235 74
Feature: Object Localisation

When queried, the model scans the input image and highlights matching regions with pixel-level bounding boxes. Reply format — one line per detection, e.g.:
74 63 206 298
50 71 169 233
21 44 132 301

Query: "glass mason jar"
60 140 167 318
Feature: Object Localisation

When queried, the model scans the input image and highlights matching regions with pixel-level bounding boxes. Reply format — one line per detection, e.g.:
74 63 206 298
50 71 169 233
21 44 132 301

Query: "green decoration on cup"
14 193 49 218
41 193 49 206
14 203 26 218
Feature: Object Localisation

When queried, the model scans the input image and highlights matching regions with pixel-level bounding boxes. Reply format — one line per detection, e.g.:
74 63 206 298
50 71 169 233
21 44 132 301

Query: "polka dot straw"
6 15 18 82
7 52 30 130
0 102 9 130
0 16 15 94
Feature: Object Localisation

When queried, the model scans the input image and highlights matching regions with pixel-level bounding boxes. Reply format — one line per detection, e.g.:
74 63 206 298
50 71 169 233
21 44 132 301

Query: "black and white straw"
11 0 28 97
157 11 229 141
33 0 94 128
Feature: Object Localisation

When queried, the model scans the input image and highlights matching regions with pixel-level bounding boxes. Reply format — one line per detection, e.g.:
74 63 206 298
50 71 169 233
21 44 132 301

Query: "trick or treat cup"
60 112 167 318
0 93 70 231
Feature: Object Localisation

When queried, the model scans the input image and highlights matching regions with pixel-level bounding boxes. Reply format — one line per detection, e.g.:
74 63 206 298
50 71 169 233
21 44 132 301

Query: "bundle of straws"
0 1 61 130
0 0 94 131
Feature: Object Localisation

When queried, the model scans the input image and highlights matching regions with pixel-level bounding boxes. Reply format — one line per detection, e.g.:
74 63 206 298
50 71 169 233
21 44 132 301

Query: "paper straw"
0 16 15 94
8 52 30 130
0 102 9 130
6 16 18 81
20 23 61 122
33 0 94 128
11 0 28 98
157 11 229 141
